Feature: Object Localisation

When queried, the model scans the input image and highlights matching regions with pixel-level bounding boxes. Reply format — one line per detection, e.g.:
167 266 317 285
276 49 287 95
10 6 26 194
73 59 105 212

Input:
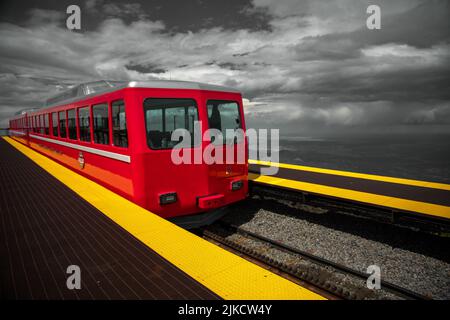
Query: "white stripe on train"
29 134 131 163
9 130 26 136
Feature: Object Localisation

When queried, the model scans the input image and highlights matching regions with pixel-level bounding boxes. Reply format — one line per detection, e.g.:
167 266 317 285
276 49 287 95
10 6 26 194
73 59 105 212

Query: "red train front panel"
128 87 248 218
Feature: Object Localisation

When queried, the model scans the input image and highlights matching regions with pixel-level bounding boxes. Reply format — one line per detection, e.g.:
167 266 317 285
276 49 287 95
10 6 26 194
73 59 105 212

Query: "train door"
142 95 209 218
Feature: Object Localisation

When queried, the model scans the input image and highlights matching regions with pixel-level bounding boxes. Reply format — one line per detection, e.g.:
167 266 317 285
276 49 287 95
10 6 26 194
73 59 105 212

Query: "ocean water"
252 133 450 184
2 129 448 183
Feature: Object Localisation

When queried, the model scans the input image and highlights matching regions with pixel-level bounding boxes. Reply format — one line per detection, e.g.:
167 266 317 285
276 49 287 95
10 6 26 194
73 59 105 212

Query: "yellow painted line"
3 137 325 300
249 159 450 191
249 173 450 220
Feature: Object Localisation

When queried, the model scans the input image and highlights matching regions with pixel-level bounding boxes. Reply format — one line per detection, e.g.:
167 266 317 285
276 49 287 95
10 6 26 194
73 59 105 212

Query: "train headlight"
230 180 243 191
159 192 177 205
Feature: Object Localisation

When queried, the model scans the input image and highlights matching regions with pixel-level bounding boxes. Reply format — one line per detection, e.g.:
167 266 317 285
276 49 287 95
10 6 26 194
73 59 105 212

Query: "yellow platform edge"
248 173 450 220
3 137 325 300
249 159 450 192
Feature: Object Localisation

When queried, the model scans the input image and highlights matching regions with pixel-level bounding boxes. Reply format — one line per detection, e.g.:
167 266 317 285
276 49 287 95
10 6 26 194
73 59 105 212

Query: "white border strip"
9 130 26 136
30 134 131 163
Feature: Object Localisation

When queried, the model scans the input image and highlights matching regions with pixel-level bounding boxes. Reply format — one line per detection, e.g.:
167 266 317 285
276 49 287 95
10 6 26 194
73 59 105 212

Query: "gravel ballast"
221 196 450 299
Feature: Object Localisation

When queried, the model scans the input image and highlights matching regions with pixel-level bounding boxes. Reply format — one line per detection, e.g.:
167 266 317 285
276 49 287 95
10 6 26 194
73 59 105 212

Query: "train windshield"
207 100 243 145
144 98 199 149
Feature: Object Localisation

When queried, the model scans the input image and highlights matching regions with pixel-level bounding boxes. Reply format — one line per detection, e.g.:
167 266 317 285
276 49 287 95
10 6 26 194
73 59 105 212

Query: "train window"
78 107 91 142
112 100 128 148
52 113 58 137
93 104 109 145
144 98 199 149
68 109 77 140
40 115 44 134
44 114 49 135
59 111 67 138
207 100 243 145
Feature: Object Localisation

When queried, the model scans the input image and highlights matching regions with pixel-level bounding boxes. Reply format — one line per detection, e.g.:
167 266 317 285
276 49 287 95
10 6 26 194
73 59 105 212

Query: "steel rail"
250 182 450 235
210 221 429 300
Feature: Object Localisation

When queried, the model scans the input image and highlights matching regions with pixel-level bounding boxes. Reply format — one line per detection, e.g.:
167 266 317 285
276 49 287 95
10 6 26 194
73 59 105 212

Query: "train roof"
14 108 38 116
42 80 240 109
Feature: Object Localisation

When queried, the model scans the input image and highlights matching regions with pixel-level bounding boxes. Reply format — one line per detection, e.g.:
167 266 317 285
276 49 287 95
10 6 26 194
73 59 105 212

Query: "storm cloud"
0 0 449 135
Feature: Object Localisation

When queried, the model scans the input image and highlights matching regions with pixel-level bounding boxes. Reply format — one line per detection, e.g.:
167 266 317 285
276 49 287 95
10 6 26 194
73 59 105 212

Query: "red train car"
8 80 248 227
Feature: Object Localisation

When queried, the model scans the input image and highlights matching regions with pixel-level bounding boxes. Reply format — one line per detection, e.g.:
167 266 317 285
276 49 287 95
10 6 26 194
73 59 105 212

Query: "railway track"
202 221 430 300
250 183 450 235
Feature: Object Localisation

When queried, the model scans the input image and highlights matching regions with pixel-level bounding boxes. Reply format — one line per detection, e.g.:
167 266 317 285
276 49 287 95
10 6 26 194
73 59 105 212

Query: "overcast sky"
0 0 449 135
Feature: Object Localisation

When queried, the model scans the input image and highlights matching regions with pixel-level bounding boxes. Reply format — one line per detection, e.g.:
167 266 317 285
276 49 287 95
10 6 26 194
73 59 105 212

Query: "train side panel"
21 89 136 203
